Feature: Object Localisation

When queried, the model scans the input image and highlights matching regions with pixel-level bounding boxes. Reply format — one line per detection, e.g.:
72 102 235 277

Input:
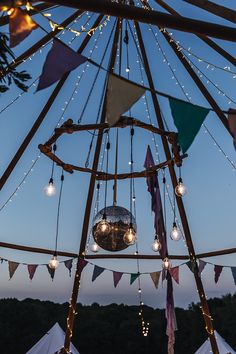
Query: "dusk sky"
0 0 236 310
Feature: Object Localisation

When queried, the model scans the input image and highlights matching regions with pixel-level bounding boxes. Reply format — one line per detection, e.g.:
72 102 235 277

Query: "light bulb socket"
53 144 57 152
179 177 183 184
154 234 158 240
102 213 107 220
53 251 57 257
173 222 177 228
49 177 53 184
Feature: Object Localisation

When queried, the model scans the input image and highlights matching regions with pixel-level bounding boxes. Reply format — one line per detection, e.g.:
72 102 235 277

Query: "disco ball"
92 205 137 252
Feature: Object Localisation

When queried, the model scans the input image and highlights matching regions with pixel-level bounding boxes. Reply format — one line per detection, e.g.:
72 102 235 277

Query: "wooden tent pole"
16 0 236 42
154 0 236 66
61 19 121 354
0 14 103 192
133 19 219 354
0 10 83 78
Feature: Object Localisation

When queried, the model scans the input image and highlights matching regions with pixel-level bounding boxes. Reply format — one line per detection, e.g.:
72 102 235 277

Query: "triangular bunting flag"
78 258 88 273
105 74 145 126
36 39 87 91
169 267 179 284
92 265 105 282
64 259 73 276
27 264 38 281
231 267 236 285
150 271 161 289
8 261 19 279
198 259 207 276
113 271 123 288
186 260 196 273
9 8 38 48
162 268 167 283
228 109 236 149
130 273 139 285
214 265 223 284
169 98 210 153
46 264 55 281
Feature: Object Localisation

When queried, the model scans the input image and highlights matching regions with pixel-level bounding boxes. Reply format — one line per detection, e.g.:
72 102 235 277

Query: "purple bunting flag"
113 271 123 288
169 267 179 285
231 267 236 285
27 264 38 281
46 264 55 281
92 265 105 282
9 8 38 47
8 261 19 279
36 39 87 91
166 271 177 354
214 265 223 284
198 259 207 276
64 259 73 277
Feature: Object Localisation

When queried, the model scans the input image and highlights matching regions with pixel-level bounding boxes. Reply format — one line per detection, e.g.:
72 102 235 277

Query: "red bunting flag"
113 271 123 288
214 265 223 283
9 8 38 47
27 264 38 280
169 267 179 284
78 258 88 273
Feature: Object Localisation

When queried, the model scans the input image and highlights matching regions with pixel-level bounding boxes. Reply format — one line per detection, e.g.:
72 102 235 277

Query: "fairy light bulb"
163 257 171 270
175 178 187 197
44 178 56 197
48 255 59 269
152 235 162 252
170 222 181 241
123 224 136 245
90 242 99 253
97 214 110 234
126 67 130 73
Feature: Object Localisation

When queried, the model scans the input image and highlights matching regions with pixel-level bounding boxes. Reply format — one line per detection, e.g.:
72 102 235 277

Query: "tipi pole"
0 14 103 191
134 20 219 354
61 18 121 354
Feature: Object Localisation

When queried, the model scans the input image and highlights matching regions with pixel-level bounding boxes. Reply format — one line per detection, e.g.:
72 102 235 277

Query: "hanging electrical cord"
44 144 57 197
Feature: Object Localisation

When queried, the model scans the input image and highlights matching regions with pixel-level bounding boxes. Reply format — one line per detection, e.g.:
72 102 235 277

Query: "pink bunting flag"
78 258 88 273
27 264 38 281
214 265 223 284
8 261 19 279
169 267 179 284
9 8 38 47
36 39 87 91
150 271 161 289
113 271 123 288
198 259 207 276
228 108 236 149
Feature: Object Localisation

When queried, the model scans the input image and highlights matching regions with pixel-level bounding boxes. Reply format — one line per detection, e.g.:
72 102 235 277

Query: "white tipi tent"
25 322 80 354
195 331 236 354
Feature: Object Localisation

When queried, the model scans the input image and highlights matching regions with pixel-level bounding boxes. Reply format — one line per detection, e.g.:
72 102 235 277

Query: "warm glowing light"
152 236 162 252
7 8 15 15
90 242 99 253
123 225 136 245
44 178 56 197
48 255 59 269
97 217 110 234
170 223 181 241
163 257 171 270
175 178 187 197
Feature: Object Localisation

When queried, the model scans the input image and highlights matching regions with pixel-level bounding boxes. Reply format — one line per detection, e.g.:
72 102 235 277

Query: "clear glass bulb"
96 218 110 234
123 226 136 245
44 178 56 197
152 238 162 252
163 257 171 270
170 223 181 241
90 242 99 253
48 255 59 269
125 67 130 73
175 178 187 197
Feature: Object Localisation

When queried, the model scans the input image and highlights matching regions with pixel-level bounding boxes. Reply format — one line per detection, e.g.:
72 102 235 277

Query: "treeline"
0 294 236 354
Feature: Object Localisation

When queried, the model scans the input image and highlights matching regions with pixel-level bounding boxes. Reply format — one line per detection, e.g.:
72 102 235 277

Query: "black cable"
54 170 64 255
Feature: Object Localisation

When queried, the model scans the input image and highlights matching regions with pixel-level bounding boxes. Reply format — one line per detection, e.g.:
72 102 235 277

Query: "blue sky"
0 0 236 310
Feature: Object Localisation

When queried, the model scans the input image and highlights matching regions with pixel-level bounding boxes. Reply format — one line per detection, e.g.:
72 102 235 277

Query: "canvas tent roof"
25 322 80 354
195 331 236 354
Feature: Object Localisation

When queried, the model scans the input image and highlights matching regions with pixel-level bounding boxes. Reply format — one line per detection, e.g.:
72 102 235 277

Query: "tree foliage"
0 294 235 354
0 33 31 93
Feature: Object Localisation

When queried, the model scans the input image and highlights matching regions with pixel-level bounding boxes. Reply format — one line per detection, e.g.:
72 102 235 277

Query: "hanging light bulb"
90 242 99 253
48 255 59 269
163 257 171 270
170 222 181 241
96 213 110 234
125 66 130 73
151 235 162 252
44 177 56 197
123 224 136 245
175 178 187 197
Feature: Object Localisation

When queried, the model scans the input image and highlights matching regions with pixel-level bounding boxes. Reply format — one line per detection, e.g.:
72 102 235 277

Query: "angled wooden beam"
154 0 236 67
184 0 236 24
0 14 103 192
11 0 236 42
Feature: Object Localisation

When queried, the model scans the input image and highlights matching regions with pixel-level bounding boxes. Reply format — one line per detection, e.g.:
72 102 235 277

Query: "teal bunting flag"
169 98 210 153
231 267 236 285
186 260 196 274
92 265 105 282
130 273 139 285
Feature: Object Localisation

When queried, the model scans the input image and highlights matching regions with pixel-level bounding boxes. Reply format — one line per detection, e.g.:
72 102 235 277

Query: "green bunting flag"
130 273 139 285
169 98 210 153
186 260 196 274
